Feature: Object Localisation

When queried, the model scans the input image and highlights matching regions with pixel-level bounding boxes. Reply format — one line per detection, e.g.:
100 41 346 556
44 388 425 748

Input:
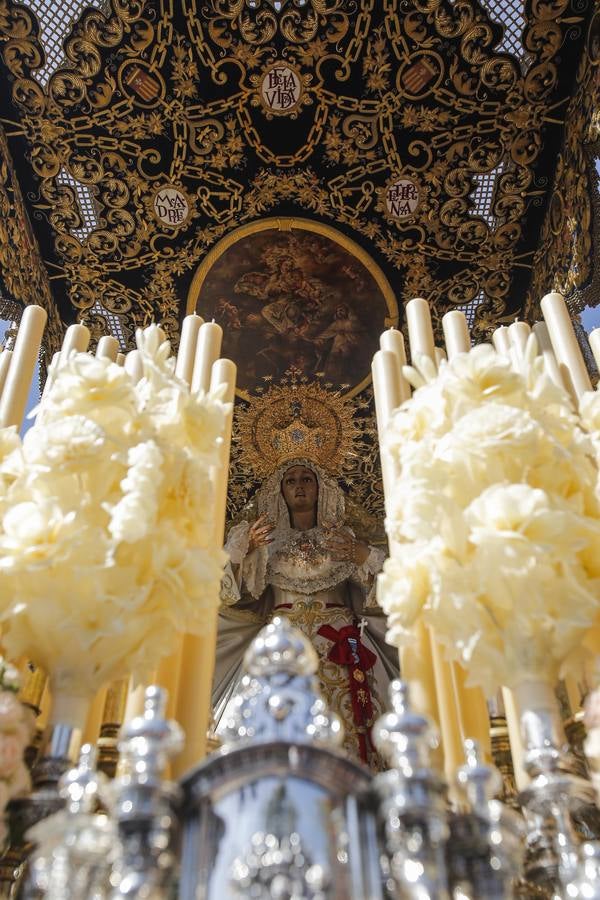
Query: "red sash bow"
317 622 377 763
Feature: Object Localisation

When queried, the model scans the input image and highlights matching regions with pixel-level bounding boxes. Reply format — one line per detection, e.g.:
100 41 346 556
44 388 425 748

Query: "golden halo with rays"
235 373 357 478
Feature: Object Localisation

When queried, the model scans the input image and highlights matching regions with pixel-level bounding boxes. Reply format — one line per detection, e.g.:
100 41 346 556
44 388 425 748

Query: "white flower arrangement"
0 327 230 701
377 341 600 694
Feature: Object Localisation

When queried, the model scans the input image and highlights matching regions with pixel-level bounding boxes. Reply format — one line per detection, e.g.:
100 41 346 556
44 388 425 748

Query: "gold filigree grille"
19 0 111 86
479 0 528 61
469 164 505 229
55 169 100 243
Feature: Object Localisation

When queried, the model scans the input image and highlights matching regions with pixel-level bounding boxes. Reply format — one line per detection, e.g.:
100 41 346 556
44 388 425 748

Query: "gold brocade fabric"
271 592 387 767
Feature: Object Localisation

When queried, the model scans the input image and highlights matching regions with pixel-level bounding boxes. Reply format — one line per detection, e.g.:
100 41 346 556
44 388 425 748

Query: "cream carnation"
378 340 600 693
0 326 230 698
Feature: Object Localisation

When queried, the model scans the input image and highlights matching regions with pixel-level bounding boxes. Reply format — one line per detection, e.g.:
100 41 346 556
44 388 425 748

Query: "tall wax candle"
508 321 531 365
442 310 470 359
492 326 511 356
210 358 237 545
124 349 144 384
173 357 237 778
191 322 223 394
0 348 13 400
541 292 592 401
60 323 90 363
372 348 441 738
406 297 435 364
379 328 411 402
0 305 47 429
532 321 563 389
588 328 600 377
176 313 203 387
96 335 119 361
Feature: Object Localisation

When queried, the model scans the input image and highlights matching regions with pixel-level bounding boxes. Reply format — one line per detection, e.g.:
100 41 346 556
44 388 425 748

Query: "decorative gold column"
97 678 129 776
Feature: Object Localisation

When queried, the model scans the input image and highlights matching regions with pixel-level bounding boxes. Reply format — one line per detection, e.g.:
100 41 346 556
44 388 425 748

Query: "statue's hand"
323 528 370 566
248 515 274 553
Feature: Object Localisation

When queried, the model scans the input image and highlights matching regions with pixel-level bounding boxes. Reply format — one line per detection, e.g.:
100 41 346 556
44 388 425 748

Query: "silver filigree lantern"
109 685 184 900
19 743 114 900
177 616 381 900
372 679 451 900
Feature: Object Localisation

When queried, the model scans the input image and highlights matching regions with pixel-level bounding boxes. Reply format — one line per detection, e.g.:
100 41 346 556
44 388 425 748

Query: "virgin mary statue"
213 455 399 768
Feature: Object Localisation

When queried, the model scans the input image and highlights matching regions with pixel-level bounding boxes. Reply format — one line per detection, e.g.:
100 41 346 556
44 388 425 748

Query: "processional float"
0 292 597 897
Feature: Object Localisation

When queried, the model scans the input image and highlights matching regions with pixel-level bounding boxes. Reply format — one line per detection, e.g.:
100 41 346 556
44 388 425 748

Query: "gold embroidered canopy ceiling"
0 0 596 363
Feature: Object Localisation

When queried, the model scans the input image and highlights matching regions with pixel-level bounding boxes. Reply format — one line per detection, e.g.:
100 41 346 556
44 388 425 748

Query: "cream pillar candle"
372 350 402 511
406 297 435 363
434 346 446 367
39 351 60 408
124 349 144 384
172 357 237 778
191 322 223 394
588 328 600 379
210 358 237 544
451 662 491 763
173 621 217 777
60 323 90 363
372 350 401 436
0 348 13 399
0 305 47 429
541 292 592 401
155 649 183 721
508 321 531 359
492 326 511 357
532 321 564 389
372 349 440 734
175 313 204 387
123 679 147 722
442 310 470 359
379 328 411 402
96 335 119 361
428 629 466 795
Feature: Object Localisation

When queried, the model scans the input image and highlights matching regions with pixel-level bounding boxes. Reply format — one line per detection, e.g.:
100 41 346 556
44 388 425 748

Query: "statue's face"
281 465 318 514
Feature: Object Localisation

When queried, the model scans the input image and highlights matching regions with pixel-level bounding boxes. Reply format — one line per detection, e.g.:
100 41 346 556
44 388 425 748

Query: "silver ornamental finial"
448 738 524 897
110 686 184 899
59 743 106 815
244 615 319 676
456 739 502 815
219 616 343 750
372 681 450 898
372 679 438 770
24 744 115 900
117 684 184 775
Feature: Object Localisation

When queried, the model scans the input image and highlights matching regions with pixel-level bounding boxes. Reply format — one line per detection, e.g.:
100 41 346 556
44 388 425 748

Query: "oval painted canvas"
191 223 396 397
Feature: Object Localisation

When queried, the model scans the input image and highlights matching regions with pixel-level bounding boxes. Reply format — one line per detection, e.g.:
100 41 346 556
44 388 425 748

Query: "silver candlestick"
515 681 598 895
109 685 184 900
19 743 114 900
372 679 451 899
448 739 524 899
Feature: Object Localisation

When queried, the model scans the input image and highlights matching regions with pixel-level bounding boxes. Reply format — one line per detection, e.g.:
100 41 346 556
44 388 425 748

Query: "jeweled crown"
235 377 356 477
